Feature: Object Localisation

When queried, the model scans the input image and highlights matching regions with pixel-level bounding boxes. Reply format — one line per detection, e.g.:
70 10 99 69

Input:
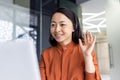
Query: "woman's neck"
58 40 72 46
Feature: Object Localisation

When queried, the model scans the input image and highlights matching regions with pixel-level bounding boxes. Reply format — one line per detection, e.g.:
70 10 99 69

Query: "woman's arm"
84 54 95 73
85 51 101 80
79 31 101 80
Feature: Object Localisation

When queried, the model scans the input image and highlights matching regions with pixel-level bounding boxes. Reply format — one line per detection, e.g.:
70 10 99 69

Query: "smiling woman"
50 12 74 45
39 7 101 80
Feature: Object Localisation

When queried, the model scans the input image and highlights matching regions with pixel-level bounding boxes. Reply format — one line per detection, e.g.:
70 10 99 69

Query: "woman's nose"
55 25 61 32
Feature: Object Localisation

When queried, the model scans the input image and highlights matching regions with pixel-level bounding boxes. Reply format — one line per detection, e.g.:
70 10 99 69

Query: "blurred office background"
0 0 120 80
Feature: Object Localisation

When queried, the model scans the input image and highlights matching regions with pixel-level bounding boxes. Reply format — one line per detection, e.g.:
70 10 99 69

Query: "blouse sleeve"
39 52 47 80
85 51 101 80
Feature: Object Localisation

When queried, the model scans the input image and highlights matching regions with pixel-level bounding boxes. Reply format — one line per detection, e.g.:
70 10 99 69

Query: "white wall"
0 0 30 25
0 0 30 40
106 0 120 80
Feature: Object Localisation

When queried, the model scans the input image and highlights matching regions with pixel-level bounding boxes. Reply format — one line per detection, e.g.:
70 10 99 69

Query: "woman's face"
50 12 74 45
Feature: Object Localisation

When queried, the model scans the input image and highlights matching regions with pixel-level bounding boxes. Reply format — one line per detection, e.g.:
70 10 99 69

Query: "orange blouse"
39 41 101 80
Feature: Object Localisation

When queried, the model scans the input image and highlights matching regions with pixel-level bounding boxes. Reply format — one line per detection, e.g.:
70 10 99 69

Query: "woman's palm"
79 31 96 57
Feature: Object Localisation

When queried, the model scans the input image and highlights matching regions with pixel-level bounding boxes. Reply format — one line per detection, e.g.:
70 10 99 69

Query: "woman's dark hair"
49 7 84 46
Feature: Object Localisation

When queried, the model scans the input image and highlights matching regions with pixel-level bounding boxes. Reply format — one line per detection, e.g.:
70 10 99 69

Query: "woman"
39 7 101 80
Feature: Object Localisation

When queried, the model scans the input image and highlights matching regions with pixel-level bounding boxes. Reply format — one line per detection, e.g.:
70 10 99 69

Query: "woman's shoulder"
40 46 56 60
43 46 55 51
41 46 55 55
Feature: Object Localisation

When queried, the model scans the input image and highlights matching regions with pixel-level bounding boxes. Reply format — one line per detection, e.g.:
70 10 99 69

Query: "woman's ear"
72 29 75 32
72 25 75 32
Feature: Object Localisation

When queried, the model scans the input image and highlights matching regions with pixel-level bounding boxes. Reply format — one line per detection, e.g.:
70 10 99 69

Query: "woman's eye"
51 24 55 27
60 24 65 26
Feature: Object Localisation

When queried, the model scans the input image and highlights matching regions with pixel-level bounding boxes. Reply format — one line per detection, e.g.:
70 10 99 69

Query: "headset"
74 16 78 30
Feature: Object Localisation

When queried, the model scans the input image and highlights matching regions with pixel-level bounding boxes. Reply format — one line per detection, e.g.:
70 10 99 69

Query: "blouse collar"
56 41 75 52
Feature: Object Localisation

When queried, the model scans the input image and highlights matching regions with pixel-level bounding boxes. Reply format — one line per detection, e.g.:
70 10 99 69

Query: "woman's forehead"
51 13 73 23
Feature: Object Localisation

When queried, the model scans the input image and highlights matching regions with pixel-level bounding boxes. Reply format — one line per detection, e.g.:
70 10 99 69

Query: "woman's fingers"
83 34 87 45
89 31 93 42
92 35 96 45
79 39 83 48
82 30 96 46
80 31 96 57
85 31 94 43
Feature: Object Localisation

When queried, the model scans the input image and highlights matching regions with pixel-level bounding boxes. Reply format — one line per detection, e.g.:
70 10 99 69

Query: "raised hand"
79 31 96 58
79 31 96 73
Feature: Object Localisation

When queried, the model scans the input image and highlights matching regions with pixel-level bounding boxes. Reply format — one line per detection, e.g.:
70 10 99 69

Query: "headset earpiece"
74 16 78 30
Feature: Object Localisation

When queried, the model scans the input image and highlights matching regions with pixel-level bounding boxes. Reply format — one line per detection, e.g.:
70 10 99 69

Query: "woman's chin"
56 39 63 43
